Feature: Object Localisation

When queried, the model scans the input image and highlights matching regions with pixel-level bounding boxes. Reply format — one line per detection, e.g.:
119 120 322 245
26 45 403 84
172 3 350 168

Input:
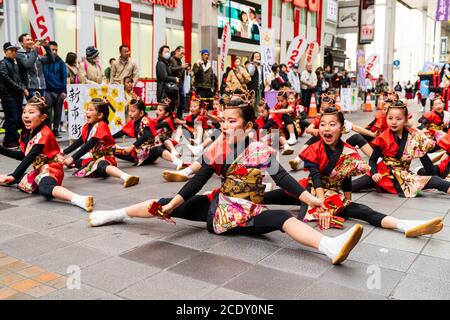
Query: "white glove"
344 120 353 132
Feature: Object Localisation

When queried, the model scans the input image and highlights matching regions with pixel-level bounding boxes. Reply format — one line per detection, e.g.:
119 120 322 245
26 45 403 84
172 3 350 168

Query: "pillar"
383 0 396 87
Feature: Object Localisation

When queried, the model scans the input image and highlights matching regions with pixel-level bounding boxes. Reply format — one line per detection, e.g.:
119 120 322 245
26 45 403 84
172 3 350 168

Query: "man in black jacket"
169 46 190 118
0 42 29 148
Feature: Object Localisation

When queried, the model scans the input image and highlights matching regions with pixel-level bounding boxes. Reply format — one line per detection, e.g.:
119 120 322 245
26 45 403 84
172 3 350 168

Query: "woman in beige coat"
65 52 86 84
226 58 251 93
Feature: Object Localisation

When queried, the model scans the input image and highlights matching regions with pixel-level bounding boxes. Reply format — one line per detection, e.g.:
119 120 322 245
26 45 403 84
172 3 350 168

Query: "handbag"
164 81 179 96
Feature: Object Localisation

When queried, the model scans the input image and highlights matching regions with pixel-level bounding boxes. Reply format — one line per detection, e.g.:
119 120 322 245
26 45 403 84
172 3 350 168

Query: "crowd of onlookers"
0 35 140 149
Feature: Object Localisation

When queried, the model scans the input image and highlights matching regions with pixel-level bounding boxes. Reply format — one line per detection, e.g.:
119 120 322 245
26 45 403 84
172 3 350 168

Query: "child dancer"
284 107 441 236
256 101 294 155
287 91 308 136
62 98 139 188
173 96 208 146
90 97 365 265
269 90 298 145
352 100 450 197
0 94 94 212
113 99 184 169
418 95 450 139
153 99 179 158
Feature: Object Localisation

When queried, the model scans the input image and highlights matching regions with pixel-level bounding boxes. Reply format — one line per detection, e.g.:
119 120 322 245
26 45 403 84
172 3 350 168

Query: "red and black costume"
63 121 117 177
113 115 166 166
0 124 64 199
352 128 450 197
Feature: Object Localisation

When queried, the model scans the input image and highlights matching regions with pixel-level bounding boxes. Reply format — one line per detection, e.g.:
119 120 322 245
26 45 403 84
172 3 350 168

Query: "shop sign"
327 0 338 22
142 0 179 8
283 0 319 12
359 0 375 45
28 0 54 40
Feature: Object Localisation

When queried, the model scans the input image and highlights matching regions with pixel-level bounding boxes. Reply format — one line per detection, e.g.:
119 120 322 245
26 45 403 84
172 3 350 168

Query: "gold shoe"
85 196 94 213
332 224 363 265
289 159 299 171
405 218 443 238
162 170 189 182
123 175 140 188
282 148 294 156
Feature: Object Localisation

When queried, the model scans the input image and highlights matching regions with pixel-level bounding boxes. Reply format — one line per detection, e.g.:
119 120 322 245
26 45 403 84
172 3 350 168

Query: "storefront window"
286 3 294 21
300 8 306 25
273 0 281 18
20 2 30 35
54 8 76 61
310 12 317 28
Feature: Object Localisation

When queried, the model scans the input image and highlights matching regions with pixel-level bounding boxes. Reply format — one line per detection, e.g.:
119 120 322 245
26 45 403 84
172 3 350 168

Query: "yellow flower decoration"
84 102 90 111
89 88 99 98
114 117 123 127
111 88 119 98
117 101 125 113
101 86 108 96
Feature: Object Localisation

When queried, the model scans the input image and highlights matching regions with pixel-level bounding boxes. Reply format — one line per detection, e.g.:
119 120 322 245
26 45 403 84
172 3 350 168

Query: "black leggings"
36 176 58 199
263 189 386 228
158 195 293 235
115 146 165 165
75 159 110 177
347 133 374 148
352 174 450 193
282 114 298 138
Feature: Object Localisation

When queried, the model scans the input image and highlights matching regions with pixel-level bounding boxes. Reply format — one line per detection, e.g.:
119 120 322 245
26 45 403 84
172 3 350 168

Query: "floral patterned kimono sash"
378 128 435 197
301 142 369 222
208 141 275 234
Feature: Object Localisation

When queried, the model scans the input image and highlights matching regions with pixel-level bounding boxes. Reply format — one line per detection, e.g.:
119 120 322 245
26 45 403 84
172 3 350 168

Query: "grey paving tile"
160 228 228 251
0 206 48 223
320 260 404 297
111 218 192 239
118 271 216 300
0 223 34 243
422 239 450 260
81 257 161 293
201 287 262 300
392 274 450 300
354 201 400 215
10 212 78 232
408 255 450 283
224 265 314 300
391 207 446 221
259 248 332 278
431 224 450 242
39 284 123 300
169 253 252 285
30 244 110 274
401 197 450 214
363 228 429 253
0 233 70 260
0 201 17 211
301 280 386 300
0 188 31 202
206 237 282 264
79 230 152 255
119 241 201 269
348 243 417 272
41 220 117 243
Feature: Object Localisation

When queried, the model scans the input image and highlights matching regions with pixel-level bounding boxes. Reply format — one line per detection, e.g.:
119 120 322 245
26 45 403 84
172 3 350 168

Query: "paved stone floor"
0 101 449 300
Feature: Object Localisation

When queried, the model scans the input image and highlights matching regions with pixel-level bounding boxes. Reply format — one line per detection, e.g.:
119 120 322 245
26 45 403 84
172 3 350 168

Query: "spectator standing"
363 75 373 104
340 69 351 88
110 45 139 85
156 45 179 111
169 46 189 118
264 63 277 91
331 67 341 93
192 49 216 104
314 67 327 109
300 63 317 115
288 63 301 94
81 46 103 84
220 66 232 95
66 52 86 84
16 33 53 98
42 41 67 138
323 64 333 89
375 74 388 107
104 58 116 84
394 81 402 96
226 58 251 93
278 64 291 88
405 80 414 100
0 42 29 148
246 52 263 108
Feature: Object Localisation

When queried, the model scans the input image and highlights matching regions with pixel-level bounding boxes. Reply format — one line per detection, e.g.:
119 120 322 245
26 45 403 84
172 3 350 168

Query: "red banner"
119 0 132 48
183 0 193 64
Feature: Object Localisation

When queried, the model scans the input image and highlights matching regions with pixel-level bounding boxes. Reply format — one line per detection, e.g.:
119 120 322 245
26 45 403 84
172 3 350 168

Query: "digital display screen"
218 0 262 45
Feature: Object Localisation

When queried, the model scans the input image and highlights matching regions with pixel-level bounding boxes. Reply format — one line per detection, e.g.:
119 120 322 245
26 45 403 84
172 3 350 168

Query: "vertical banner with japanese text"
219 23 231 84
260 28 275 84
66 85 126 140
